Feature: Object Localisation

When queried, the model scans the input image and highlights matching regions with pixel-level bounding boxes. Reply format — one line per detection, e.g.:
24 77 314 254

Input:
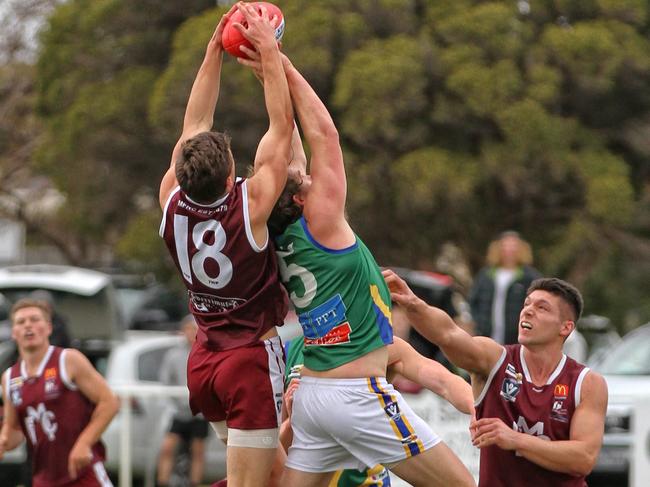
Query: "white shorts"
286 376 440 473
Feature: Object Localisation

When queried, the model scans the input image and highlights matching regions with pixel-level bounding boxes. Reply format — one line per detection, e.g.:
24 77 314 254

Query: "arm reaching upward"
235 3 294 243
281 58 348 230
382 269 503 380
388 337 474 415
159 5 237 208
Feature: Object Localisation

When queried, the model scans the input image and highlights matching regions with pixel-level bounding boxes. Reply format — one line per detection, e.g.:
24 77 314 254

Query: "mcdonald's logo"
554 384 569 397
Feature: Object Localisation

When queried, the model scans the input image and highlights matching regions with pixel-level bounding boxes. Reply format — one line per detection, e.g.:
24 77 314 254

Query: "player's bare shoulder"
579 370 608 410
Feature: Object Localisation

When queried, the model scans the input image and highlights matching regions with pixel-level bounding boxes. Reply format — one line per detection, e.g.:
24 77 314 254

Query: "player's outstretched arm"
0 371 25 458
239 4 293 230
388 337 475 415
159 5 238 208
472 372 607 476
383 269 502 378
283 57 347 226
65 349 120 479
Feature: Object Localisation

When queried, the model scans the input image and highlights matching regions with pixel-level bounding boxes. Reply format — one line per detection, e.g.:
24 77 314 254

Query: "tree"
10 0 650 328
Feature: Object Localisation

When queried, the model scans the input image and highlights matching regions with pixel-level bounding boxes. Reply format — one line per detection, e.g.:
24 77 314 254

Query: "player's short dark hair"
268 173 304 238
176 131 233 203
527 278 583 321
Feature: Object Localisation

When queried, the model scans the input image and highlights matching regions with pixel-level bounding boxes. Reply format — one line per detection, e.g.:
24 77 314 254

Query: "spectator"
469 231 541 344
156 316 208 487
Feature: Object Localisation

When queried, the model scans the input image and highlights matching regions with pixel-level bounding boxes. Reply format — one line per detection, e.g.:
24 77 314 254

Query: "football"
222 2 285 59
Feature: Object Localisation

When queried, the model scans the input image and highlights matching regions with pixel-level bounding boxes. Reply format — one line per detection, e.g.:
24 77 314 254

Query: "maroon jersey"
475 344 590 487
4 346 106 487
160 179 288 350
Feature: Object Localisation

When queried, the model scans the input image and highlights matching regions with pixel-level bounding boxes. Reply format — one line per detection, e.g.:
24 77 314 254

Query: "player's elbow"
310 123 339 145
568 450 598 477
105 391 121 419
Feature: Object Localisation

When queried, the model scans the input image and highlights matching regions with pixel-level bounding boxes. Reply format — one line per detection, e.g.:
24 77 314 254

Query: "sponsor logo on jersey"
303 323 351 346
178 199 228 214
501 377 522 402
189 291 245 313
44 367 57 380
554 383 569 398
44 379 60 397
551 399 569 423
11 388 22 406
299 294 348 340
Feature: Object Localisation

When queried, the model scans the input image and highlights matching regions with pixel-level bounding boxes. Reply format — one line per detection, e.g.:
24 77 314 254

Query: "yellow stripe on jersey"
370 284 392 326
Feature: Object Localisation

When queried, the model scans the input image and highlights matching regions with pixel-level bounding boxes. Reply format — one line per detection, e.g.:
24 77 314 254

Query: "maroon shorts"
187 335 285 430
35 462 113 487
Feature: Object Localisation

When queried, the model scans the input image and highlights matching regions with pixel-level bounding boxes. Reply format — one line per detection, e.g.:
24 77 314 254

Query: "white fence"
631 396 650 487
112 384 190 487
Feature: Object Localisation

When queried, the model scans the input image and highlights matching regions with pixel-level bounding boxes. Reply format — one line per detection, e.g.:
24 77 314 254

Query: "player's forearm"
404 298 457 347
288 123 307 173
260 45 293 136
76 393 120 450
514 434 597 477
0 426 25 453
435 372 474 415
284 62 337 142
182 46 224 136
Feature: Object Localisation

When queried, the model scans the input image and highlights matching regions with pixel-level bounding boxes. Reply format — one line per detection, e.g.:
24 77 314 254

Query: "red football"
222 2 285 59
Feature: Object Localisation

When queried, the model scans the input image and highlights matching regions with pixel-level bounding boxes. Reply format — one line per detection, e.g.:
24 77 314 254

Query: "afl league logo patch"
501 377 522 402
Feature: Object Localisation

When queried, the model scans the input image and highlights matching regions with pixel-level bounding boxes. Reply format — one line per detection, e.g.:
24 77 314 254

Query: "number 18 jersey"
160 179 288 351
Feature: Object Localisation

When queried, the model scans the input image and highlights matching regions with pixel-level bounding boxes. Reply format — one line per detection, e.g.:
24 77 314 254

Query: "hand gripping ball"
222 2 285 59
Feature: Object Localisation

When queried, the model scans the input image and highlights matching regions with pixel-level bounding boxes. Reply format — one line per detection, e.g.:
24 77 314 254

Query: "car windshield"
597 327 650 375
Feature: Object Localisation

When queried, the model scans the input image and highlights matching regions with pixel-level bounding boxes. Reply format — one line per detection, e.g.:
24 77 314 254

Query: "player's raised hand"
209 3 239 51
382 269 421 310
234 2 279 52
237 45 264 80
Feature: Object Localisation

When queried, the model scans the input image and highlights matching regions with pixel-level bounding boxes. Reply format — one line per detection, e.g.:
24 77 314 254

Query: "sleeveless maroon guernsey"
5 346 106 487
475 344 590 487
160 179 288 351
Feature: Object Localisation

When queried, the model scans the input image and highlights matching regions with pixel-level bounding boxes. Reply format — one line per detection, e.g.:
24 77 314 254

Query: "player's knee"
227 427 279 449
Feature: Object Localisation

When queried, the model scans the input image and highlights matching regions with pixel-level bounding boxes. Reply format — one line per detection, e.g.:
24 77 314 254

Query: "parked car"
101 331 227 484
0 264 126 347
591 322 650 479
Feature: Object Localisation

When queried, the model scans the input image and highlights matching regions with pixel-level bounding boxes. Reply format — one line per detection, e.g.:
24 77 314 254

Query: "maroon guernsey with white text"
160 179 288 351
4 346 106 487
475 344 590 487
